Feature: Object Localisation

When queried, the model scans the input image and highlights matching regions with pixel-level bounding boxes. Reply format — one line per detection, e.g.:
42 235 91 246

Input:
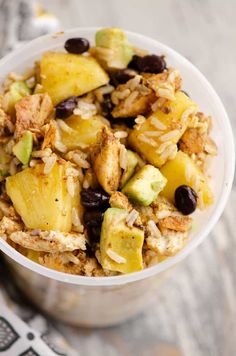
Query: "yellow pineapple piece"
60 114 108 150
41 52 109 104
129 92 198 167
160 150 213 207
6 161 83 231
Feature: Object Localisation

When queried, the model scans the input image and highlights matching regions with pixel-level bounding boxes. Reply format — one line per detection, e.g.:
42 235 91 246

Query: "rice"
55 123 67 153
181 107 197 124
66 175 75 197
29 159 38 167
197 191 205 210
111 88 130 105
32 148 52 158
156 210 171 219
82 178 90 189
143 131 161 137
159 144 177 161
73 153 90 169
57 119 74 134
42 154 57 174
106 249 127 264
127 75 142 91
126 209 139 227
147 220 162 238
94 85 114 102
185 164 192 182
135 115 146 125
124 90 139 108
25 76 36 89
150 117 167 131
138 134 157 147
156 141 172 154
73 100 97 119
72 207 81 227
159 130 179 142
114 131 128 139
156 88 175 101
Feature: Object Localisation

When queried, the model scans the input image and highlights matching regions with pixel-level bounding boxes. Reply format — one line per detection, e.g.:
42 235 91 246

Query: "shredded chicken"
8 229 86 252
15 93 53 139
92 126 121 194
112 92 156 118
42 120 57 149
0 216 22 237
158 215 192 233
179 128 205 155
146 229 188 256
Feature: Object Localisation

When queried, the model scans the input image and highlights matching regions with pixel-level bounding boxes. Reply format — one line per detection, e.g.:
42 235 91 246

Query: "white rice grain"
150 116 167 131
135 115 146 125
156 210 171 219
138 134 157 147
124 91 139 108
66 176 75 197
126 209 139 227
73 100 97 119
119 144 127 170
159 130 179 142
106 249 127 264
43 154 57 174
127 75 142 91
143 131 161 137
73 153 90 169
156 141 172 154
57 119 74 134
147 220 162 238
114 131 128 139
159 144 177 161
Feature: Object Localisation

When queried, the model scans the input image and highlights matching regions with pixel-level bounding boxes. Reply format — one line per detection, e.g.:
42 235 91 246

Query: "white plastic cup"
0 28 234 327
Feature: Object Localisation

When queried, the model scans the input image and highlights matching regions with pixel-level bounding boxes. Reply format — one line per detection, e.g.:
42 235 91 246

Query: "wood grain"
1 0 236 355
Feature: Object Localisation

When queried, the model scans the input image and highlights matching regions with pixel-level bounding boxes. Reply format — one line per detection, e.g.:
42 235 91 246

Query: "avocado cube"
122 164 167 206
95 28 134 68
120 150 139 188
13 131 33 165
5 81 31 115
100 208 144 273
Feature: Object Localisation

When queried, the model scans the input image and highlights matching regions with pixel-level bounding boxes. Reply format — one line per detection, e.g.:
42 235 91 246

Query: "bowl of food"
0 27 234 327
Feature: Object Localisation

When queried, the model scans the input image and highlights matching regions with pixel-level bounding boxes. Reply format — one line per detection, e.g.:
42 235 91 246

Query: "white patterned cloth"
0 1 78 355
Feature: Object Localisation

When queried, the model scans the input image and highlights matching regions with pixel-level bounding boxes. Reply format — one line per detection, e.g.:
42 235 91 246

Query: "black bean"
55 96 77 118
128 54 166 73
80 188 110 209
87 226 101 244
83 210 104 228
64 37 90 54
175 185 197 215
110 69 135 86
102 94 114 118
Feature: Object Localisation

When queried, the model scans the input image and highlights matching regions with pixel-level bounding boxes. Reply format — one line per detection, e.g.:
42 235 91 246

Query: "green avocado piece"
95 28 134 69
120 150 139 188
6 81 31 115
13 131 33 165
100 208 144 273
122 164 167 206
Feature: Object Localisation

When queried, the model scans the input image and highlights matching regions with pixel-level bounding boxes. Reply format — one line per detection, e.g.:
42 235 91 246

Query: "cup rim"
0 27 234 286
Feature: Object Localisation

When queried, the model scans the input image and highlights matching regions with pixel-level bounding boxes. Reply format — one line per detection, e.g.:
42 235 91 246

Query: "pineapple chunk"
160 151 213 207
6 161 83 231
60 115 108 150
129 92 198 167
41 52 109 104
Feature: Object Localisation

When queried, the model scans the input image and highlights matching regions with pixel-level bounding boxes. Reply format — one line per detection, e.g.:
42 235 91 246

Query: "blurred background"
0 0 235 355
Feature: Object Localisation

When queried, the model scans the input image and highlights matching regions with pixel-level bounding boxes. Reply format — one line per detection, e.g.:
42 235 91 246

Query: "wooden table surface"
1 1 236 355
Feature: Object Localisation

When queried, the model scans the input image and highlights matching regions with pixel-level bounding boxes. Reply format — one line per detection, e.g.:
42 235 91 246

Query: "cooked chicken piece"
109 192 143 226
8 230 86 252
92 126 121 194
146 229 188 256
0 216 22 237
112 93 156 118
42 120 57 149
179 128 205 155
39 251 83 274
158 215 192 233
144 69 182 94
15 93 53 139
109 191 132 210
0 200 19 220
